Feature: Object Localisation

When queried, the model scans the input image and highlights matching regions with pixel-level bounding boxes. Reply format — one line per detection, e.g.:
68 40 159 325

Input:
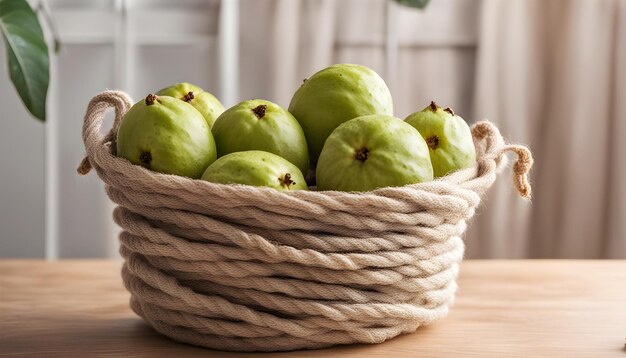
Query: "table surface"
1 260 625 357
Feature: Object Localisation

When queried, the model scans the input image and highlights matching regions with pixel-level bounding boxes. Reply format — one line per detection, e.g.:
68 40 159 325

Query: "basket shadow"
3 316 206 357
4 313 439 357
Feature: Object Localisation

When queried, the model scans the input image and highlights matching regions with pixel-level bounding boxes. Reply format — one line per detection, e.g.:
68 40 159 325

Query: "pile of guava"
116 64 476 192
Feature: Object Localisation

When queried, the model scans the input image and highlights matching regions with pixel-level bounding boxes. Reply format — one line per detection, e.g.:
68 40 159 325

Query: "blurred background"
0 0 624 259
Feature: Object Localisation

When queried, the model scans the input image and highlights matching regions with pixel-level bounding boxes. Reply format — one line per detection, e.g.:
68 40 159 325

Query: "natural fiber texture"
78 90 533 352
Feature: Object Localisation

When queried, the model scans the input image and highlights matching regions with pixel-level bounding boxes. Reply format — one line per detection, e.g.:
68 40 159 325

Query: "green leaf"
0 0 49 121
394 0 430 9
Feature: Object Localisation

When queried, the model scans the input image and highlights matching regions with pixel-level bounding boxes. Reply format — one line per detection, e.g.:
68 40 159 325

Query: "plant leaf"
0 0 49 121
393 0 430 9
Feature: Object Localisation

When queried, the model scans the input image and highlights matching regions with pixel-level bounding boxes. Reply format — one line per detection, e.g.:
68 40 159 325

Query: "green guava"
201 150 308 191
156 82 225 128
211 99 309 174
316 114 433 192
288 64 393 163
116 94 217 179
404 101 476 177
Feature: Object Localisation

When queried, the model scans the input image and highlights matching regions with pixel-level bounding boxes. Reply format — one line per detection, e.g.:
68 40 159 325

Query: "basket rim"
79 90 532 201
98 141 482 197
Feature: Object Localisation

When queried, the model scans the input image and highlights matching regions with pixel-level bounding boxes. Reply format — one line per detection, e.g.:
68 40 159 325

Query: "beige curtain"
238 0 336 106
468 0 626 258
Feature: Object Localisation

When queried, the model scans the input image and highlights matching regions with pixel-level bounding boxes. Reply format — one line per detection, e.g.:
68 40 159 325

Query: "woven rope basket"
78 91 533 352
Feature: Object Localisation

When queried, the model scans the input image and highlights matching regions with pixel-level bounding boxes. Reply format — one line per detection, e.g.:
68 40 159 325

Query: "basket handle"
471 121 534 198
77 90 133 175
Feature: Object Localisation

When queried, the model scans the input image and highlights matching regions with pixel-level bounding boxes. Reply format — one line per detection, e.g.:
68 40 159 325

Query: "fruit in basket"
156 82 224 128
116 94 217 179
405 101 476 177
201 150 308 191
316 114 433 192
211 99 309 174
288 64 393 163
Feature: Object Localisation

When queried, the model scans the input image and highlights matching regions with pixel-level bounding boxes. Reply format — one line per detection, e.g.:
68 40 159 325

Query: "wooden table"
1 260 624 357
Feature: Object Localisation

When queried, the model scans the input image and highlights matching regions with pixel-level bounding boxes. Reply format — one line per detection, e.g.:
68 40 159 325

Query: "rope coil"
78 90 533 352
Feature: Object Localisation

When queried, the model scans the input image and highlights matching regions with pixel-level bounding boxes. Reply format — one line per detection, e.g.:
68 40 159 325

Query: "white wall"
54 45 118 257
0 43 46 258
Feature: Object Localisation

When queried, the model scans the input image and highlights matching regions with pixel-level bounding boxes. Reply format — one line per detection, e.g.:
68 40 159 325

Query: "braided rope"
78 90 533 352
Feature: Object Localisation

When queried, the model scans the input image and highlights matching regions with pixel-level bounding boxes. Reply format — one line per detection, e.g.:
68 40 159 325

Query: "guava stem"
426 135 440 150
183 91 195 103
430 101 438 111
444 107 455 116
139 151 152 167
355 147 369 162
252 104 267 119
145 94 158 106
280 173 294 188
